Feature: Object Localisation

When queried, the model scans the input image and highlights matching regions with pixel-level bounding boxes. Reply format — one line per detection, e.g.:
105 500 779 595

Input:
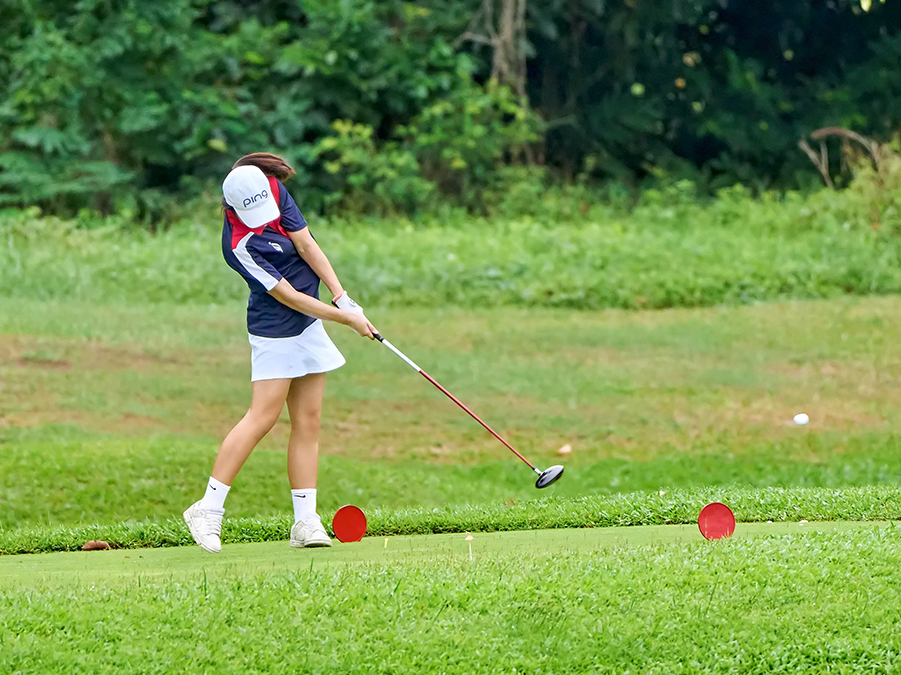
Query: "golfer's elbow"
268 279 294 303
288 230 313 257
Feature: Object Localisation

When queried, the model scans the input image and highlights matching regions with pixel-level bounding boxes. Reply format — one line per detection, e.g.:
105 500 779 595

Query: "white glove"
333 291 377 338
333 291 364 315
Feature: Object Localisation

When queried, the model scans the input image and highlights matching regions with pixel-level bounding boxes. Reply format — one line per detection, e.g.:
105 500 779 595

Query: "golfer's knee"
247 406 282 432
293 406 322 429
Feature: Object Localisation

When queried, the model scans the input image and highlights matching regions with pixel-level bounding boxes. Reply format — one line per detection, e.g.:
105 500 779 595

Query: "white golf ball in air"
793 413 809 426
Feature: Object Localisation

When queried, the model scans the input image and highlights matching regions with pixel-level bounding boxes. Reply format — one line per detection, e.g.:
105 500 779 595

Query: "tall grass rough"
4 182 901 310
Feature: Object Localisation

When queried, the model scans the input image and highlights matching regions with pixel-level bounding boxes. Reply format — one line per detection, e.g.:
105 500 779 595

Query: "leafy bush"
312 121 436 216
314 78 542 214
0 0 472 218
400 76 541 209
843 135 901 234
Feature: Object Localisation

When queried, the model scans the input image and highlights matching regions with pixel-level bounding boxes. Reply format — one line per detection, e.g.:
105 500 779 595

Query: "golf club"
373 332 564 489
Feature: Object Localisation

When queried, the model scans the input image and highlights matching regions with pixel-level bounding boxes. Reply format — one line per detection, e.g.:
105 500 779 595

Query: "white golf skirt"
249 320 346 382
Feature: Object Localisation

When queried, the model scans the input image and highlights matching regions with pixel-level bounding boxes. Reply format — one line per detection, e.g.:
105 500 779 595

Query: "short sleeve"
233 232 284 292
278 180 307 232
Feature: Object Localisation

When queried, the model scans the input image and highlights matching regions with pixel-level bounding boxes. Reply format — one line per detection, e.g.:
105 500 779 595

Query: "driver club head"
535 464 565 489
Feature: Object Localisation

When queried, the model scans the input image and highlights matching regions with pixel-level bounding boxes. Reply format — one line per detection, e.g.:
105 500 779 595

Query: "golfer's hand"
333 291 364 315
346 313 378 339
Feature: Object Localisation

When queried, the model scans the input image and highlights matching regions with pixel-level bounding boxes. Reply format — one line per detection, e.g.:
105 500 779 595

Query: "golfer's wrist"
335 308 354 326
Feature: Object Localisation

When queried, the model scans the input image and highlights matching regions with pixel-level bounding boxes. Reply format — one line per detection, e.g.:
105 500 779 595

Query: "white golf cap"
223 165 280 228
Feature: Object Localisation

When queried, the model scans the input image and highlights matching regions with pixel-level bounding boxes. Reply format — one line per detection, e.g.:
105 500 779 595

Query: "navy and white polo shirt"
222 177 321 338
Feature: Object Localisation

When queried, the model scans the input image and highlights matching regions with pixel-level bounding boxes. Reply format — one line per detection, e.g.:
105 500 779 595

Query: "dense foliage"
0 0 899 218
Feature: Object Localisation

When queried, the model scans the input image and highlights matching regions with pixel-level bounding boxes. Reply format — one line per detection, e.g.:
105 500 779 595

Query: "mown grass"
3 486 900 554
4 182 901 310
6 430 901 533
5 528 901 673
4 524 881 585
4 295 901 533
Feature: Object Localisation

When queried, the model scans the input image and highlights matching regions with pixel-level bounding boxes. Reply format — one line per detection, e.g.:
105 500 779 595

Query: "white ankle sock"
291 489 317 523
199 477 230 511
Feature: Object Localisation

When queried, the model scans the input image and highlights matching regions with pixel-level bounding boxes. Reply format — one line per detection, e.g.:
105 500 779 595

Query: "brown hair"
231 152 296 182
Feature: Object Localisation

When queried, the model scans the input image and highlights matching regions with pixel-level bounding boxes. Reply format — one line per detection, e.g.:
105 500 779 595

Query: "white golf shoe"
183 501 224 553
290 515 332 548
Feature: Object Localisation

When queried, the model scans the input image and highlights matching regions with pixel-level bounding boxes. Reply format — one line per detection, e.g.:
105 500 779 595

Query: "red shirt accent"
227 176 289 248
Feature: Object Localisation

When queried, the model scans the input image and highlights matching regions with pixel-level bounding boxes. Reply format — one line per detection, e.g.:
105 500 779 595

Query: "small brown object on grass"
82 540 111 551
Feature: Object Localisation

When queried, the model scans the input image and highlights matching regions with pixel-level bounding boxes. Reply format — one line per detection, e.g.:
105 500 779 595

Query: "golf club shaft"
374 333 540 473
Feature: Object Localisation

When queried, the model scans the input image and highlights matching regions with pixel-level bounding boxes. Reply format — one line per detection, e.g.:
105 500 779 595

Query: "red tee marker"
698 502 736 540
332 505 367 543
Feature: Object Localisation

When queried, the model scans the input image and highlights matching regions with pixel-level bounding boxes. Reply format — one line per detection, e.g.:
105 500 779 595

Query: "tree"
460 0 529 98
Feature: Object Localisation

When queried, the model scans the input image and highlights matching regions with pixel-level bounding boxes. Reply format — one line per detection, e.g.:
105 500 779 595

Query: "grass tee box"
4 526 901 674
0 521 887 586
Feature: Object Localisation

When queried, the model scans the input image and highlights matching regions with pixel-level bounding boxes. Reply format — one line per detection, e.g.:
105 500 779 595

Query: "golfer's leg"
285 373 331 547
185 379 290 553
286 372 327 489
211 378 292 485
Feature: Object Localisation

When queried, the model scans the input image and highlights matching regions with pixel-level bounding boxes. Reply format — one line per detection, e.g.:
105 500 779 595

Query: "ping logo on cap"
243 189 270 208
224 165 281 228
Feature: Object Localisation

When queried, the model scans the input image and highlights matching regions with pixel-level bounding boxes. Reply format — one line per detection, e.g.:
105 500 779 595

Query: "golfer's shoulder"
276 180 307 231
272 179 290 205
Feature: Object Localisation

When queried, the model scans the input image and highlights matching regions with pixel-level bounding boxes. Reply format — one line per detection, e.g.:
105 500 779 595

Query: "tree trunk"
491 0 527 99
460 0 534 163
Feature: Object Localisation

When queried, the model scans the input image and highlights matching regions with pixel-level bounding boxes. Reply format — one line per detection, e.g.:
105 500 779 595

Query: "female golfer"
184 152 376 553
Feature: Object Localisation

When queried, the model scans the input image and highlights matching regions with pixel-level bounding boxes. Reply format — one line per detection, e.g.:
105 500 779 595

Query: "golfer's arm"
268 279 351 325
287 228 344 301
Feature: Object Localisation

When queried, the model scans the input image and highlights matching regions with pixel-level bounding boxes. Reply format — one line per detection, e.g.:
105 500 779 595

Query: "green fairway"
0 521 888 587
5 295 901 533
